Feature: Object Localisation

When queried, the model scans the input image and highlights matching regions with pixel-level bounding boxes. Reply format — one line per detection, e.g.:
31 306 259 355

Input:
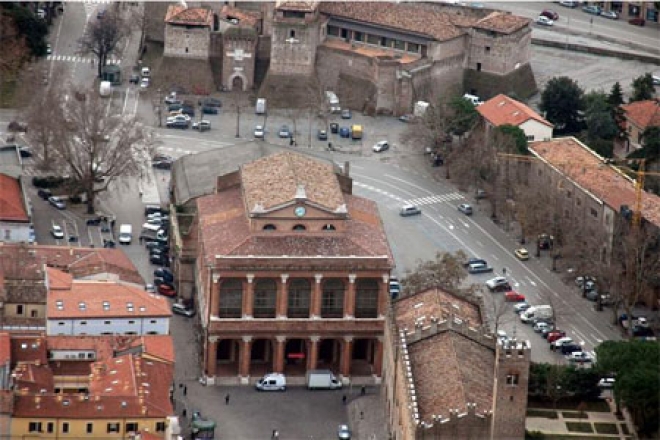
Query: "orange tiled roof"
46 335 175 364
47 269 171 319
241 152 346 213
165 4 213 26
13 362 55 393
0 333 10 366
221 5 262 27
621 99 660 130
277 1 317 12
394 287 483 331
473 11 531 34
46 267 73 290
478 94 553 128
10 336 47 365
0 174 28 222
529 137 660 228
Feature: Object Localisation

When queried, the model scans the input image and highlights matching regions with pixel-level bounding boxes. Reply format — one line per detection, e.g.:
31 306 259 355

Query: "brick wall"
467 27 532 76
164 25 211 60
270 21 320 76
222 34 258 91
144 2 170 44
491 342 530 439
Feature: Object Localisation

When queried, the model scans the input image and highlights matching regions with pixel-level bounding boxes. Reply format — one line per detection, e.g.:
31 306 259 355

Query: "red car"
628 17 645 26
547 330 567 343
541 9 559 20
158 284 176 297
505 291 526 302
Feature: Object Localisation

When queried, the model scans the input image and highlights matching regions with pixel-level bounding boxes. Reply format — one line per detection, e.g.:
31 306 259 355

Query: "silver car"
337 424 352 440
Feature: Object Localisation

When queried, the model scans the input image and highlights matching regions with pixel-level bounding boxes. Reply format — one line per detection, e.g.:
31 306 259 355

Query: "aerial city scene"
0 0 659 439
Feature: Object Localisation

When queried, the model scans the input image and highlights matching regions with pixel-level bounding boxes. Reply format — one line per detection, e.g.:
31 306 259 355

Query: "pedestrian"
361 385 366 396
502 267 507 276
179 383 183 389
360 411 364 420
289 138 294 146
342 395 347 405
182 409 187 418
183 386 187 396
225 393 230 405
272 429 279 439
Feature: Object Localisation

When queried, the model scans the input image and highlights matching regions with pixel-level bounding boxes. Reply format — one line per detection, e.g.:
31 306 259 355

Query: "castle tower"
222 27 258 91
269 1 320 76
490 339 531 439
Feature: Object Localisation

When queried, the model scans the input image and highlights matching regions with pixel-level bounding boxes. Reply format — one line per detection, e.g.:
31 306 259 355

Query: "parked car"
192 120 211 132
51 225 64 239
582 5 601 15
154 267 174 282
514 302 531 314
339 127 351 138
150 253 169 266
140 77 150 89
560 343 583 355
341 109 352 119
317 129 328 140
153 158 173 169
48 196 66 210
628 17 645 26
201 106 218 115
172 303 195 317
486 277 511 292
538 233 553 250
181 105 195 117
464 258 487 267
278 125 291 138
158 284 176 297
533 321 553 333
198 97 222 108
337 424 352 440
166 114 191 129
330 122 339 134
567 351 594 363
514 248 530 261
575 276 597 291
468 262 493 274
559 0 578 7
168 103 183 112
458 203 473 215
600 10 619 19
547 330 566 344
399 204 421 217
536 16 554 26
38 189 53 200
373 141 390 152
398 114 414 123
551 337 573 350
505 291 526 302
254 125 265 139
86 217 102 226
541 9 559 20
145 284 156 293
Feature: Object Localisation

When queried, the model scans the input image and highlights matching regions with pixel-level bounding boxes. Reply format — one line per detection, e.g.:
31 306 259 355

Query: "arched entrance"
284 339 307 376
232 75 244 91
250 338 272 377
352 338 376 375
317 338 340 371
216 339 239 376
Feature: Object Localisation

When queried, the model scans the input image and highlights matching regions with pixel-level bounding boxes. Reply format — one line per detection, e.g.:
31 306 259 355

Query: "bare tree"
401 250 483 297
0 13 29 78
43 89 155 214
78 9 128 78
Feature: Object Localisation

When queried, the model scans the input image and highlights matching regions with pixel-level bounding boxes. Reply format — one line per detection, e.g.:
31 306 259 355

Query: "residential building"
0 243 144 331
0 173 32 244
382 286 530 440
477 94 553 141
0 333 11 438
45 267 171 336
621 99 660 150
175 151 393 385
8 332 176 439
596 1 658 24
164 5 214 60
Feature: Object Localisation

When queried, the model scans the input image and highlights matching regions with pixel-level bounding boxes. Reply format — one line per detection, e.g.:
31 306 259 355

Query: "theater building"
191 152 394 385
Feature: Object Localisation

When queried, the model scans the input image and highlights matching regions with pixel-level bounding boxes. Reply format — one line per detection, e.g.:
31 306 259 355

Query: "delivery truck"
306 369 342 390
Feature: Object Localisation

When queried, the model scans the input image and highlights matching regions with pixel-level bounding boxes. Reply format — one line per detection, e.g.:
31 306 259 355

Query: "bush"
525 430 546 440
32 176 65 188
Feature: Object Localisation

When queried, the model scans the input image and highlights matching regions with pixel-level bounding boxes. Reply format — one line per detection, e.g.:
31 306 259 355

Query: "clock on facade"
294 206 306 217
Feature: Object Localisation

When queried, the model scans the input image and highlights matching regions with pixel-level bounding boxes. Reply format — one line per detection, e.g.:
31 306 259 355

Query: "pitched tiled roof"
13 362 54 393
472 11 531 34
165 4 213 26
529 137 660 228
46 335 175 365
220 5 262 27
10 336 47 365
394 287 483 331
46 267 73 290
622 99 660 130
47 270 171 319
277 1 317 12
197 188 392 262
478 94 553 128
241 152 346 213
0 174 28 222
0 333 10 366
407 331 495 422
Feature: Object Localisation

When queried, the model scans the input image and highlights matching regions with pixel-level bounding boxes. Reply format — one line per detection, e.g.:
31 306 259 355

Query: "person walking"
183 386 187 396
342 395 347 405
225 393 230 405
272 429 279 439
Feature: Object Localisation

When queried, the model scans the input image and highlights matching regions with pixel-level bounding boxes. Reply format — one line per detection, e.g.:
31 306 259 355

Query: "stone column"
377 274 389 317
206 336 219 377
210 274 221 318
273 336 286 373
373 336 384 378
239 336 253 384
243 274 255 318
340 336 353 380
310 274 323 319
307 335 320 371
276 274 289 319
344 274 356 318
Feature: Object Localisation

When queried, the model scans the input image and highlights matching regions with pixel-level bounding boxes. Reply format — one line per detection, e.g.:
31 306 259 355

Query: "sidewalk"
346 392 388 440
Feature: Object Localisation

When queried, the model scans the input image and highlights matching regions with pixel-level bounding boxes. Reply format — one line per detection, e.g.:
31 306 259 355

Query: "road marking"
490 254 499 261
353 174 418 198
384 174 435 195
476 241 484 247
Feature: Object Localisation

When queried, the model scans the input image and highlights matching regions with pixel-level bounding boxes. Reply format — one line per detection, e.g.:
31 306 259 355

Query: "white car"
551 337 573 349
597 377 615 389
567 351 594 363
372 141 390 152
51 225 64 239
140 77 150 89
533 321 552 333
514 302 531 314
536 16 554 26
486 276 510 291
254 125 265 139
166 114 191 124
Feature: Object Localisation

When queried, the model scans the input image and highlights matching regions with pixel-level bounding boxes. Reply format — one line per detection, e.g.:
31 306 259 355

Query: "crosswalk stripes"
83 0 111 18
46 55 121 65
406 192 464 206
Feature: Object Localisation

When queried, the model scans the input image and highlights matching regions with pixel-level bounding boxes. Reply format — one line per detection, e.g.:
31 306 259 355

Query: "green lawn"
527 409 559 419
566 422 594 433
593 423 619 435
528 398 610 412
562 411 589 419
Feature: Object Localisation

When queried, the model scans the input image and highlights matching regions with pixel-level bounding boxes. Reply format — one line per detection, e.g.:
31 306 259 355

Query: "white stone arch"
228 72 249 92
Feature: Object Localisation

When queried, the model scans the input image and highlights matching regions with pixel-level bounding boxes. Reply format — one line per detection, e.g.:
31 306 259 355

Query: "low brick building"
621 99 660 151
382 287 530 440
187 151 394 385
164 5 213 60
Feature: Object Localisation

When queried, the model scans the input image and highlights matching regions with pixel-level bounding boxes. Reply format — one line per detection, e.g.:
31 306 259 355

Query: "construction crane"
496 153 660 229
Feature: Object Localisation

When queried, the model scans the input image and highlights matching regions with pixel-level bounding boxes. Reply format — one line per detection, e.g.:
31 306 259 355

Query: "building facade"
477 94 554 142
185 152 393 385
621 99 660 151
164 5 213 60
0 173 32 244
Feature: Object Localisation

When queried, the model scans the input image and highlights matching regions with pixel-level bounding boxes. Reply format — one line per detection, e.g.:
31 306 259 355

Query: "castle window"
485 46 491 53
87 423 94 434
477 63 482 71
293 224 306 231
322 224 336 231
506 374 519 386
407 42 419 53
289 29 296 39
219 279 243 318
156 422 166 432
263 224 277 231
62 423 69 434
367 34 379 45
16 304 24 315
394 40 405 51
126 422 138 433
354 31 364 42
29 422 43 433
327 25 340 37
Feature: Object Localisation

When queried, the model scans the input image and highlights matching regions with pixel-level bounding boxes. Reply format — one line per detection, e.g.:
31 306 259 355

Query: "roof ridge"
447 328 468 410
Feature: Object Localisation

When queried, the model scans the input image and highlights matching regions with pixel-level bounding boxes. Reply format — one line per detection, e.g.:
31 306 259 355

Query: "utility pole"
155 88 162 127
235 100 241 138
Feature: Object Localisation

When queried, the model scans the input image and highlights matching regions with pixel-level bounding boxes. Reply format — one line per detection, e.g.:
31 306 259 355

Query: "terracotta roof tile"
0 333 10 366
10 336 47 365
277 1 317 12
46 335 175 365
473 11 531 34
46 267 73 290
165 4 213 26
394 287 482 331
622 99 660 130
0 174 28 222
478 94 553 128
221 5 262 27
0 390 13 414
529 138 660 228
241 152 346 213
13 362 54 393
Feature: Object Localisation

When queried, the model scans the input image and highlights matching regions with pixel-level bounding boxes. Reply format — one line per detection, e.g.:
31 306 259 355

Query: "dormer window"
322 224 336 231
263 224 277 231
293 224 306 231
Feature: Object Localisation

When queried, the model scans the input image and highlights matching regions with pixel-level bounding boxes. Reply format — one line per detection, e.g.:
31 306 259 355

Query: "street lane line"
384 174 435 195
353 174 418 198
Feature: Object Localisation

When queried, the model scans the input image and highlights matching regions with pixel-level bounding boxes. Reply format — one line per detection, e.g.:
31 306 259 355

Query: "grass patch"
0 78 18 108
528 398 610 412
566 422 594 433
593 423 619 435
562 412 588 419
621 424 630 435
527 409 558 418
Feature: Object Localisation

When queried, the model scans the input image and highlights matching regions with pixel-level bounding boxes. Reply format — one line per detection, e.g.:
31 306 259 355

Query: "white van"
256 98 266 115
141 67 151 78
255 373 286 391
325 91 341 113
99 81 112 97
142 222 161 232
118 224 133 244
